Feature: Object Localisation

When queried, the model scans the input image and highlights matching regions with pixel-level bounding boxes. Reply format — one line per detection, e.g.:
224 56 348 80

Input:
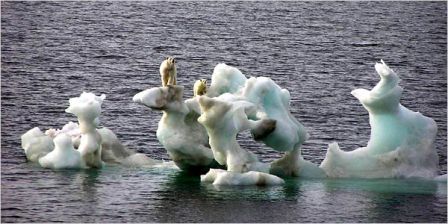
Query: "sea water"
1 1 446 222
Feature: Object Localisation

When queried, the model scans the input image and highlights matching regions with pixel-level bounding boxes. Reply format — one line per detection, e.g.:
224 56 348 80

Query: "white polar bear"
160 56 177 87
193 79 207 96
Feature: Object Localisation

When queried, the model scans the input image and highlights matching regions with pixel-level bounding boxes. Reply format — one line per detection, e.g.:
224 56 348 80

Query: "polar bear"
193 79 207 96
160 56 177 87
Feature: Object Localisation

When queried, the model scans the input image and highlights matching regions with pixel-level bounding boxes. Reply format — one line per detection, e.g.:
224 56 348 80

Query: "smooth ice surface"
38 133 85 169
201 169 284 185
320 60 439 178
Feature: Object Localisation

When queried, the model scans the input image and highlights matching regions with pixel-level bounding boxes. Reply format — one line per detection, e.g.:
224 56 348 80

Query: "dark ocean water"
1 1 447 223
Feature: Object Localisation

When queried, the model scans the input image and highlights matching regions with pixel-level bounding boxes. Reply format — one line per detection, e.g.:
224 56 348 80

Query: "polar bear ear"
165 56 169 60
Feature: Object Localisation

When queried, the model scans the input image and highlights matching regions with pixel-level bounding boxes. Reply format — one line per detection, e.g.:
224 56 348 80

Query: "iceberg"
320 60 439 179
134 63 324 185
21 58 443 185
21 92 158 169
134 60 442 184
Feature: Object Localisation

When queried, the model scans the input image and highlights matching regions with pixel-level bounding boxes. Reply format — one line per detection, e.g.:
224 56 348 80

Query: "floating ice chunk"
320 61 439 179
22 122 159 168
133 86 215 171
21 127 54 162
38 133 85 169
201 169 284 186
22 91 160 169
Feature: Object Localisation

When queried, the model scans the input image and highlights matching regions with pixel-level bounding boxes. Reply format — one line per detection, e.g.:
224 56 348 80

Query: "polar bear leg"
167 73 176 86
161 72 169 87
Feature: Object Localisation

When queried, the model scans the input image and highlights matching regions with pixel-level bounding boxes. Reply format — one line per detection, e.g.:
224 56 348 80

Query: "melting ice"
22 60 445 185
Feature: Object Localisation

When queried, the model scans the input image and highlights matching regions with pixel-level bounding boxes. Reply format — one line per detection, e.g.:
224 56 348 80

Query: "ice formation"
21 58 444 185
38 133 85 169
133 60 443 184
134 63 324 185
197 95 271 173
320 60 439 179
203 64 324 178
21 92 158 169
65 92 106 168
133 86 216 172
201 169 284 186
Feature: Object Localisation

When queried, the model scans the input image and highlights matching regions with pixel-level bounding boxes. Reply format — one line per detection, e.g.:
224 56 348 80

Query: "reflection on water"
149 170 446 223
1 164 446 222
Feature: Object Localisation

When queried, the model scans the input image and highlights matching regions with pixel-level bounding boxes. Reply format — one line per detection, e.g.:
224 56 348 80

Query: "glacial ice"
202 64 325 178
21 59 444 185
21 92 158 169
133 63 325 185
320 60 439 179
132 61 443 185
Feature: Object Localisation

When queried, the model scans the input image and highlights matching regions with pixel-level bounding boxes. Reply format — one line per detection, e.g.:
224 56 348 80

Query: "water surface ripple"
1 1 446 223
